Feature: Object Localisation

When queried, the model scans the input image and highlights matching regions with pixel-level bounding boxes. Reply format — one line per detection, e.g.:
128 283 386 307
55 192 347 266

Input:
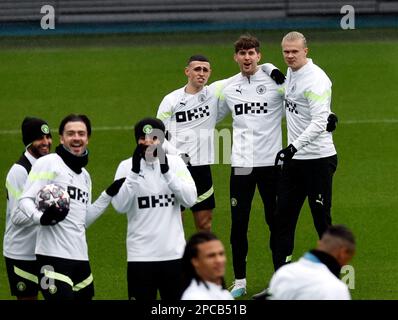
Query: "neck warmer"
310 249 341 278
55 144 88 174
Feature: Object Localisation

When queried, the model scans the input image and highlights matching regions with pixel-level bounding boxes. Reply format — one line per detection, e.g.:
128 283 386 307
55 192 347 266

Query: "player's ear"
257 52 261 62
233 53 238 63
184 66 190 77
191 257 199 269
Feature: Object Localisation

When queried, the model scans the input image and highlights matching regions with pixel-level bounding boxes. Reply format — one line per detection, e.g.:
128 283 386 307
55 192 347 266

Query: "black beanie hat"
134 117 165 143
21 117 51 147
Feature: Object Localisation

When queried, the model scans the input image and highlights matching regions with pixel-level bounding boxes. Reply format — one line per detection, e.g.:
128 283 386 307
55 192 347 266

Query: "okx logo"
138 194 175 209
176 106 210 122
234 102 267 115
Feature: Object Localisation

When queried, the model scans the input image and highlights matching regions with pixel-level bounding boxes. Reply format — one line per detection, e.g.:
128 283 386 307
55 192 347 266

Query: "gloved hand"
40 204 69 226
326 113 338 132
132 144 146 174
105 177 126 196
160 152 169 174
179 153 192 166
270 69 286 85
275 144 297 166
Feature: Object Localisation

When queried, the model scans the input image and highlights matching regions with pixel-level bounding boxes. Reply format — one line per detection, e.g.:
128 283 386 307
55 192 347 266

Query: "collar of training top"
56 144 88 174
309 249 341 278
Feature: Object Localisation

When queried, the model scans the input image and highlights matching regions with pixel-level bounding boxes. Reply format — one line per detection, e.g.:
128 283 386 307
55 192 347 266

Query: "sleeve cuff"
163 171 173 184
32 211 43 225
292 141 300 151
101 190 112 200
128 171 140 181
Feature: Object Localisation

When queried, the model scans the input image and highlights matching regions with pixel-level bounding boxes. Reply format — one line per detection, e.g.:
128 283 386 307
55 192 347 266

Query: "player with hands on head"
111 117 197 301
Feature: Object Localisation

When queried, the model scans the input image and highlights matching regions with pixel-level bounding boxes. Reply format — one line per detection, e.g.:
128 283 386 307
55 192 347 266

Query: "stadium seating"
0 0 397 23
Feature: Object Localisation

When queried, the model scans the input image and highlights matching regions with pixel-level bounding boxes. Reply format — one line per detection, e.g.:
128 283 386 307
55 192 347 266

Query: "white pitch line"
342 119 398 124
0 120 397 135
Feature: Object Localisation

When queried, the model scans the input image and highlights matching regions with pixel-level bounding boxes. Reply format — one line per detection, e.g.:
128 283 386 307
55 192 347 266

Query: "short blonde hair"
282 31 307 48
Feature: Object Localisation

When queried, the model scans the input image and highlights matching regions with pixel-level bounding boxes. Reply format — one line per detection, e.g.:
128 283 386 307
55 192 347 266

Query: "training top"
284 58 336 159
181 279 234 300
157 78 235 166
112 154 197 262
268 252 351 300
217 68 284 167
3 151 37 260
16 153 111 261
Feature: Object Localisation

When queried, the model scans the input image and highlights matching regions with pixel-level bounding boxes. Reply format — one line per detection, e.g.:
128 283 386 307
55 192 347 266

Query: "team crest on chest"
256 85 266 95
289 83 296 93
198 94 206 103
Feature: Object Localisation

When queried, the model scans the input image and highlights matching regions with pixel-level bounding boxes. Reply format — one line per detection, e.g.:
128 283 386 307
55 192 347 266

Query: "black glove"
40 204 69 226
160 153 169 174
275 144 297 166
105 177 126 196
132 144 146 174
270 69 286 85
179 153 192 166
326 113 338 132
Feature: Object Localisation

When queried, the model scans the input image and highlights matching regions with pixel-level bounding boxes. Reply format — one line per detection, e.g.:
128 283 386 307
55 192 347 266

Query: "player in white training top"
111 117 197 300
181 231 234 300
267 225 355 300
217 34 285 298
272 31 338 271
16 114 124 300
3 117 52 300
157 55 237 232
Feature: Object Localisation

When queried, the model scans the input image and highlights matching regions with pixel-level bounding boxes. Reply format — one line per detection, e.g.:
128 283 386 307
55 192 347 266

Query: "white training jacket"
284 58 336 159
16 153 111 261
268 252 351 300
157 78 236 166
3 151 37 260
217 68 284 167
181 279 234 300
112 154 197 262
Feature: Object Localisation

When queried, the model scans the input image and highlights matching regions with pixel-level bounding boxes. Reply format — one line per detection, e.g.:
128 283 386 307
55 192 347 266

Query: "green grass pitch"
0 29 397 299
